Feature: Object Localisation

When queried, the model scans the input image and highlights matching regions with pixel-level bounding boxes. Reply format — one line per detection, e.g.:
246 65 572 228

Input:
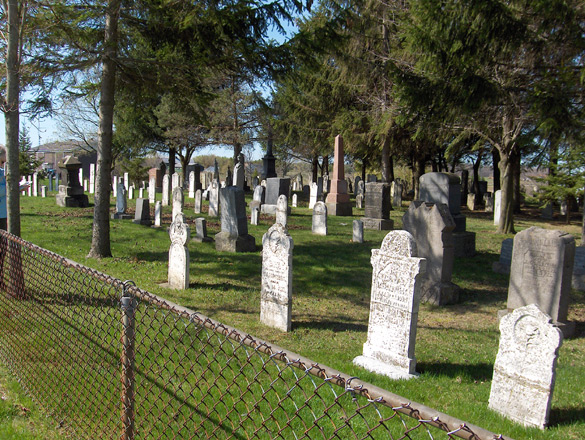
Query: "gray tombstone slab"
362 182 393 230
41 186 47 198
276 195 288 227
467 193 477 211
172 187 184 222
356 193 363 209
391 181 402 208
253 185 265 204
171 172 180 191
192 217 212 242
162 175 170 206
419 171 462 216
133 198 153 226
154 201 162 228
402 201 459 305
234 153 245 189
208 181 220 217
354 231 426 379
215 186 255 252
492 238 514 274
262 177 291 214
312 202 328 236
292 194 297 208
112 183 132 219
260 223 294 332
149 177 156 203
167 213 190 289
504 227 575 337
354 176 361 197
250 201 260 225
484 193 494 213
138 187 144 199
194 189 202 214
489 304 562 429
352 219 364 243
189 171 195 198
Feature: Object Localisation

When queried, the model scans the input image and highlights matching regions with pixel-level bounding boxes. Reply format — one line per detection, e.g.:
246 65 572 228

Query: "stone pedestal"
362 182 393 231
56 156 89 208
325 135 352 216
215 233 255 252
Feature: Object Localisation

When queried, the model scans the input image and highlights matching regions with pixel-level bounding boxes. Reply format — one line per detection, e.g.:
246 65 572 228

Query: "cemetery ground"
6 190 585 440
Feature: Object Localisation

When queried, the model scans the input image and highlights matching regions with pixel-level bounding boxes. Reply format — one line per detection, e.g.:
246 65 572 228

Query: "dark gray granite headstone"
362 182 393 230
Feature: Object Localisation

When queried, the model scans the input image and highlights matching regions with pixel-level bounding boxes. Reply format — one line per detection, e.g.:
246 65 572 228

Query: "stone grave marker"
162 175 170 206
402 201 459 305
112 176 118 198
56 156 89 208
208 181 220 217
325 135 352 216
260 223 294 332
494 190 502 225
309 182 319 209
41 186 47 198
192 217 212 242
354 231 426 379
503 227 575 337
234 153 245 189
172 187 184 222
171 172 180 190
167 213 190 290
262 177 290 214
189 171 195 198
292 194 297 208
128 186 134 200
312 202 327 236
391 181 402 208
354 176 361 197
138 187 144 199
250 203 260 225
194 189 202 214
492 238 514 274
541 202 553 220
89 163 95 194
276 195 288 227
154 201 162 228
484 193 493 212
112 183 132 219
149 177 156 203
133 199 153 226
356 193 364 209
32 173 38 197
362 182 393 230
489 304 562 429
215 186 255 252
353 219 363 243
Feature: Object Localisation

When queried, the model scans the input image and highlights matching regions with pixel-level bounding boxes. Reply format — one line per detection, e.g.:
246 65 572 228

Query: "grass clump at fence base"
11 193 585 439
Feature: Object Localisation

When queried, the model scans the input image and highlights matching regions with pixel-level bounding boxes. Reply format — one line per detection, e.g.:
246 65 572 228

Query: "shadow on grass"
417 361 494 381
292 319 368 333
549 406 585 427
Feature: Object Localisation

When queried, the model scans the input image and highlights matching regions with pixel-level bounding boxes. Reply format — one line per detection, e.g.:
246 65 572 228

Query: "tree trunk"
5 0 21 236
321 155 328 176
472 152 482 205
513 149 521 214
381 137 391 182
361 158 367 182
88 0 121 258
413 156 425 200
168 147 176 177
311 155 318 182
492 148 500 192
497 149 515 234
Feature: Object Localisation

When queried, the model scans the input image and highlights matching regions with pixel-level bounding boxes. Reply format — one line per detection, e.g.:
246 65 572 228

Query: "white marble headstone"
276 195 288 227
168 213 190 289
148 177 156 203
162 174 170 206
312 202 327 235
260 223 293 332
489 304 563 429
353 231 426 379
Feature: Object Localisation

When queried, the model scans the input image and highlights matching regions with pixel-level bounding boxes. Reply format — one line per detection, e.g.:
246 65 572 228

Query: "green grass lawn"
4 189 585 439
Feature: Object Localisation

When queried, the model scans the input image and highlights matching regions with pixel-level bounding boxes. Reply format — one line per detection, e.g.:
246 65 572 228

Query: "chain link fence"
0 231 512 440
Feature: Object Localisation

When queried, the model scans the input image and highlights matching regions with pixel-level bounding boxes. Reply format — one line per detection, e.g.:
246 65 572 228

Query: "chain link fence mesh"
0 231 511 440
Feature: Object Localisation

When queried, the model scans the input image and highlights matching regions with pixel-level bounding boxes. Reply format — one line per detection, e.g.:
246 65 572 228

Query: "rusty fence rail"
0 231 511 440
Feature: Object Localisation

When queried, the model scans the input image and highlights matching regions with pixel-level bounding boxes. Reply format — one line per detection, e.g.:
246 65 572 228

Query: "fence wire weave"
0 231 511 440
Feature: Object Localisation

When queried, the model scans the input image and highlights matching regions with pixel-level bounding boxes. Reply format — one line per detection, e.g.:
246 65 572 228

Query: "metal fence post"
121 295 137 440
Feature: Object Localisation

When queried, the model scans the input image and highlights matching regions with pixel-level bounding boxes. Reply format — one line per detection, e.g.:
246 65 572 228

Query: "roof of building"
32 140 97 154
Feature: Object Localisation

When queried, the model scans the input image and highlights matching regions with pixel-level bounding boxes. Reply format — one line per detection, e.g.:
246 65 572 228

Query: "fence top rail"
2 230 513 440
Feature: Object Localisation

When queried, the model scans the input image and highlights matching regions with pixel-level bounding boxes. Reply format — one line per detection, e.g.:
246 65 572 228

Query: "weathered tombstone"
56 156 90 208
484 193 494 213
32 173 38 197
172 187 184 222
356 193 364 209
353 231 427 379
252 176 259 189
153 201 162 228
312 202 327 236
494 190 502 225
215 186 255 252
302 185 310 196
112 176 118 198
250 202 260 225
541 202 553 220
162 174 171 206
188 171 195 198
26 176 32 197
560 200 568 216
260 223 294 332
83 179 88 192
167 213 190 290
309 182 319 209
170 172 179 191
148 167 162 190
354 176 362 197
325 135 352 216
402 201 459 305
225 166 233 187
133 198 153 226
262 177 291 214
252 184 265 204
208 181 220 217
78 168 84 188
391 181 402 208
276 195 288 227
291 193 298 208
467 193 477 211
492 238 514 274
123 172 129 191
192 217 212 242
41 186 47 198
89 163 95 194
194 189 202 214
352 219 364 243
138 187 144 199
234 153 245 189
489 304 563 429
323 174 329 194
112 183 132 219
572 246 585 290
148 177 156 203
362 182 393 230
367 174 377 183
503 227 575 337
128 185 134 200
